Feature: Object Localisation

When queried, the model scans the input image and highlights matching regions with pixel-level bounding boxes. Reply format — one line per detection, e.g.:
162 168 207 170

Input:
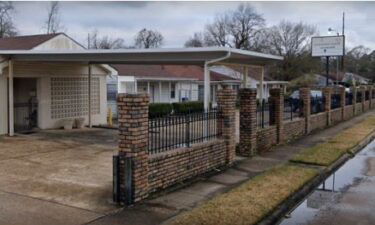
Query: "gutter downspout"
204 51 231 111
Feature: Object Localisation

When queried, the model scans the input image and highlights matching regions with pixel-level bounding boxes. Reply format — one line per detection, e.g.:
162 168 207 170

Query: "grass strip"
169 165 318 225
291 116 375 166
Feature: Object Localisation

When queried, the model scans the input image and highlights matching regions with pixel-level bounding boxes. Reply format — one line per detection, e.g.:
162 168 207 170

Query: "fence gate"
14 97 38 133
113 155 133 205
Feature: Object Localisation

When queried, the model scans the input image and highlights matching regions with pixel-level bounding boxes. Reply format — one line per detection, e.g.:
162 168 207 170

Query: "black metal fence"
346 92 353 105
331 94 341 109
148 110 221 154
356 91 362 103
257 99 270 128
284 98 303 121
311 95 325 114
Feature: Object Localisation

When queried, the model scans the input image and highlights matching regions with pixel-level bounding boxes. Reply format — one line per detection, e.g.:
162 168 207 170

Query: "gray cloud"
11 1 375 50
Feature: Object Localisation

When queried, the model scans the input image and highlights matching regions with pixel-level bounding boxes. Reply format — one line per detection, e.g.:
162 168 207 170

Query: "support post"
168 81 171 103
369 86 373 109
117 93 149 204
361 86 366 112
322 87 333 126
243 66 248 88
204 63 210 111
269 88 284 143
217 85 237 165
300 88 311 134
158 81 162 102
326 56 330 86
352 87 357 115
8 59 14 136
259 66 264 105
88 64 92 128
339 87 346 120
238 88 257 157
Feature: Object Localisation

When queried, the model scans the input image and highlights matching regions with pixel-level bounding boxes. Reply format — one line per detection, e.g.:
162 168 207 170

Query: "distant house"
107 65 240 115
210 65 288 100
295 72 370 88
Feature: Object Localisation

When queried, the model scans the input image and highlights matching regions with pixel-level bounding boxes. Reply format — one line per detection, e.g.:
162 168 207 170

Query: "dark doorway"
14 78 38 133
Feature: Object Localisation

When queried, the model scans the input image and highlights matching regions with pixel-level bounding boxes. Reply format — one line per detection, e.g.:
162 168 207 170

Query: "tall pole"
8 59 14 136
326 56 330 86
341 12 345 71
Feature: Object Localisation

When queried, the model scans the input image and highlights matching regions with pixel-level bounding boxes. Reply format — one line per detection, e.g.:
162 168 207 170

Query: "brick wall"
364 101 370 111
355 103 363 114
256 125 277 153
344 105 354 120
148 139 226 193
331 108 342 125
310 112 327 131
283 118 305 141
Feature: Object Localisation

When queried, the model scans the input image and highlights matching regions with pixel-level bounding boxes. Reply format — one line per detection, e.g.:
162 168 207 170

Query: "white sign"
311 36 344 57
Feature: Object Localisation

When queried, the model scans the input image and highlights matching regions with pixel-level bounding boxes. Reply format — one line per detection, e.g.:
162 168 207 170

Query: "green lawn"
169 165 318 225
291 116 375 166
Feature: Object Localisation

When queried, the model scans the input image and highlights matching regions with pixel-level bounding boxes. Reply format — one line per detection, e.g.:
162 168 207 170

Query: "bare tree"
266 20 319 80
87 30 125 49
134 28 163 48
44 2 64 34
184 32 204 47
228 3 265 49
204 14 231 47
195 3 265 49
0 2 17 38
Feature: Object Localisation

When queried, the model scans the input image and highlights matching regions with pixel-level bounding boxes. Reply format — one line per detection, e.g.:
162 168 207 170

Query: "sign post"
311 35 345 86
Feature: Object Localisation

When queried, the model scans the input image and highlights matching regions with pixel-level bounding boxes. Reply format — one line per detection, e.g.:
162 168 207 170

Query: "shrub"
149 103 173 118
172 101 204 114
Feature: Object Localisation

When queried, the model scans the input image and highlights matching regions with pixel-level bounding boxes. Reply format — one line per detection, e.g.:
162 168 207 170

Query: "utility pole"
341 12 345 71
326 56 330 86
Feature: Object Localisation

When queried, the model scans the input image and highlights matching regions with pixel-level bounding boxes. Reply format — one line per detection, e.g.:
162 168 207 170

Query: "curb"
257 131 375 225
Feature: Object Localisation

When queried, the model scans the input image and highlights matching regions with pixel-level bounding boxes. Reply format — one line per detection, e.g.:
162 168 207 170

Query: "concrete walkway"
88 110 375 225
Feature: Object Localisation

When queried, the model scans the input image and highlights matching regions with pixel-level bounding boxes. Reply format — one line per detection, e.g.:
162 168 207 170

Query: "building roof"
0 33 62 50
0 47 283 66
112 64 240 82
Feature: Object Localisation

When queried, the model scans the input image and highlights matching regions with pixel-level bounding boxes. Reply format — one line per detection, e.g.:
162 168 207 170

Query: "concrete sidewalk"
87 110 375 225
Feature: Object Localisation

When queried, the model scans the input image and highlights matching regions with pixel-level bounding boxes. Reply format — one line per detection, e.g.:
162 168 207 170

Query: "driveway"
0 128 120 225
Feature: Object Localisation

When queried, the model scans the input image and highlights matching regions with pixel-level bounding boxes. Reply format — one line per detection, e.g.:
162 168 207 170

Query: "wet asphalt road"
281 140 375 225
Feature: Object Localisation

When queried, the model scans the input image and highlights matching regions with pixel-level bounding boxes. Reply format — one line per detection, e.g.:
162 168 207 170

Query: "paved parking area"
0 128 120 225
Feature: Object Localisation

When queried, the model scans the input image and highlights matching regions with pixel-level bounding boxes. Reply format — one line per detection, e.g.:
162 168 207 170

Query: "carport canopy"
1 47 283 136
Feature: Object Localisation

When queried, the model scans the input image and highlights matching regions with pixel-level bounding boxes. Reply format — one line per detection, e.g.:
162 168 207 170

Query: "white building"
210 65 288 100
0 33 115 134
107 65 240 116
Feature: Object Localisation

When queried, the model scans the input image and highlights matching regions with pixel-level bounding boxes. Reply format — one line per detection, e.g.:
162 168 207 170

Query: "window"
170 83 176 99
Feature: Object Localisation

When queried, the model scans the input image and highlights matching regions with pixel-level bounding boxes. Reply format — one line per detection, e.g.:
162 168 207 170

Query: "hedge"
172 101 204 114
149 103 173 118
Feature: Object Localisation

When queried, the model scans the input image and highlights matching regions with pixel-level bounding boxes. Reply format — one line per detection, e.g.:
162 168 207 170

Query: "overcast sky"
12 1 375 51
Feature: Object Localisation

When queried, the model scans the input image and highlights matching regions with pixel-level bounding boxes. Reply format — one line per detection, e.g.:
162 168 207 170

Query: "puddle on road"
280 140 375 225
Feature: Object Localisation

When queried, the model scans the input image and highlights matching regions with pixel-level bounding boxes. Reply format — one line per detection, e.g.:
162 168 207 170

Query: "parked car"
288 90 324 113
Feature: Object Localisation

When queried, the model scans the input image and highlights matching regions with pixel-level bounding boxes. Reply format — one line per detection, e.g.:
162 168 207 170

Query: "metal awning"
0 47 282 65
3 47 283 136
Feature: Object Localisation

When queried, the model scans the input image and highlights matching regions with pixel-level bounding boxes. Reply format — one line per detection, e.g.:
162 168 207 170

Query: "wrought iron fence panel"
148 110 221 154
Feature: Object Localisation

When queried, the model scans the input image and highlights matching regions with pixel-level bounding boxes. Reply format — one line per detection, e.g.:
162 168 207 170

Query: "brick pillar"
339 87 346 120
352 87 357 115
322 87 333 126
238 88 257 157
300 88 311 134
117 93 149 203
217 86 237 165
269 88 284 143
